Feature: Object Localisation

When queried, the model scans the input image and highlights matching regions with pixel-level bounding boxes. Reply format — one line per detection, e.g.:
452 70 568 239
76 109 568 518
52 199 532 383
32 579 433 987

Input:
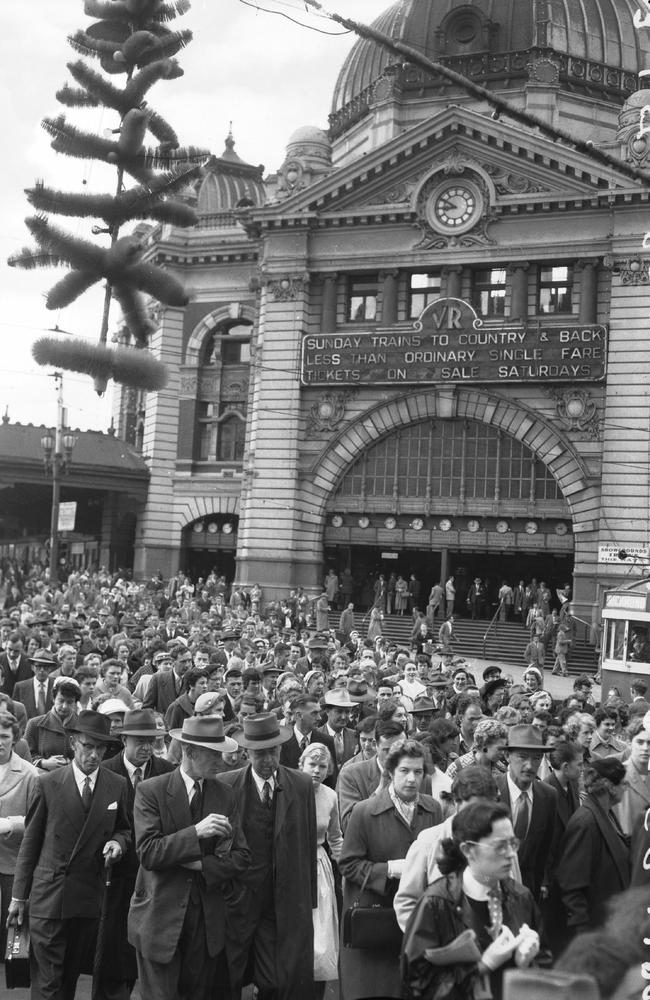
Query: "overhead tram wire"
298 0 650 189
237 0 351 34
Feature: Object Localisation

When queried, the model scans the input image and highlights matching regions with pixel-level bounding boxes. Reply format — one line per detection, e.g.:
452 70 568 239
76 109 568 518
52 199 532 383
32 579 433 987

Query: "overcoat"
554 794 630 933
24 709 78 767
12 677 55 721
99 751 175 982
12 764 131 918
496 773 558 900
614 758 650 836
338 788 442 1000
218 763 317 1000
338 757 436 831
0 751 38 874
128 767 250 963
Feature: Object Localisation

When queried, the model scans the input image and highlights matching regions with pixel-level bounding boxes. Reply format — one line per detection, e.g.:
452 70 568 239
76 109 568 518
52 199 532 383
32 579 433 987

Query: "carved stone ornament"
179 373 198 397
413 158 495 250
484 162 549 195
603 254 650 285
616 90 650 168
546 388 601 440
307 390 358 435
527 56 561 87
267 275 308 301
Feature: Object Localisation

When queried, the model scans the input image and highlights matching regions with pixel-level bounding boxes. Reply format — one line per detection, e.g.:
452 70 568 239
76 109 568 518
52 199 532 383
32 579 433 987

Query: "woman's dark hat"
346 679 376 703
505 724 548 752
169 716 238 753
68 710 113 743
119 709 159 737
235 712 293 749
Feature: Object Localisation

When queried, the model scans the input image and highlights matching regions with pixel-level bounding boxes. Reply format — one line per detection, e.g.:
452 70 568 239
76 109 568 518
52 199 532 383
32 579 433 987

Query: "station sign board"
598 544 649 564
301 297 606 387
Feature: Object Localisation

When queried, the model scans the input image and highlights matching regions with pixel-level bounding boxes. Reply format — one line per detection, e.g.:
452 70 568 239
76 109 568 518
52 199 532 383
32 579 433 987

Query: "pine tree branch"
56 83 101 108
32 336 168 391
66 61 125 109
26 177 198 227
25 216 108 273
42 114 116 163
147 0 192 23
46 270 100 309
7 247 65 269
112 284 156 345
142 145 209 170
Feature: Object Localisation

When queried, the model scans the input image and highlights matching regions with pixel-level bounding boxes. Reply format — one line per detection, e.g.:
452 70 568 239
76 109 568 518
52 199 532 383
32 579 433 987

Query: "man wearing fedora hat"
128 716 250 1000
9 710 131 1000
316 689 359 768
219 712 317 1000
99 710 175 996
496 724 559 904
12 648 56 720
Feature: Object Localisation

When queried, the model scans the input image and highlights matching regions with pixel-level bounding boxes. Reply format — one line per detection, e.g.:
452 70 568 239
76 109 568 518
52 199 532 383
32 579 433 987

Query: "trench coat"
338 788 442 1000
218 763 318 1000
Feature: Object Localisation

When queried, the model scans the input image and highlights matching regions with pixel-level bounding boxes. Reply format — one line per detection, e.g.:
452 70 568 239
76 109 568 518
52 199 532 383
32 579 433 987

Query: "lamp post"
41 373 76 587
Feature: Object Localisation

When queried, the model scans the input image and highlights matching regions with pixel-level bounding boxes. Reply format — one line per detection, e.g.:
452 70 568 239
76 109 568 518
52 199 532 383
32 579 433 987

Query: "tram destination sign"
301 297 606 386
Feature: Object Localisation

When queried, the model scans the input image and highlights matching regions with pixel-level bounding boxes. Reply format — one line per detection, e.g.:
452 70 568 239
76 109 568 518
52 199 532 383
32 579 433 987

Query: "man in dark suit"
8 711 131 1000
0 632 32 697
496 724 559 903
219 713 317 1000
128 716 250 1000
142 646 193 715
337 719 407 830
316 688 358 768
543 739 582 956
101 709 175 997
12 649 56 721
279 693 338 788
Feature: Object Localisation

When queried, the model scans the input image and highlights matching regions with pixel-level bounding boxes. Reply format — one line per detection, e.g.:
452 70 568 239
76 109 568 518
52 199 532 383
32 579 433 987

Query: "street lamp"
41 373 76 587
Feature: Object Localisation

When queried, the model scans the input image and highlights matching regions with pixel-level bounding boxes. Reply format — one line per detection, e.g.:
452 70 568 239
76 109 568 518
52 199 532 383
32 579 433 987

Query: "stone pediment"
257 105 639 223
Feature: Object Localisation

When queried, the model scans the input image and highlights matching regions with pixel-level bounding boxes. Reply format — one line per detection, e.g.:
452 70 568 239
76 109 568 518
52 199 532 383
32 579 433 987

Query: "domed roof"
196 130 265 215
288 125 330 145
331 0 644 127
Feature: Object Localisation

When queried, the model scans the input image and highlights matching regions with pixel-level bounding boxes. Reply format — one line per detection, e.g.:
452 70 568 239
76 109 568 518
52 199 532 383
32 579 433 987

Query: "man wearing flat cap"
9 710 131 999
100 710 175 997
219 712 317 1000
128 716 250 1000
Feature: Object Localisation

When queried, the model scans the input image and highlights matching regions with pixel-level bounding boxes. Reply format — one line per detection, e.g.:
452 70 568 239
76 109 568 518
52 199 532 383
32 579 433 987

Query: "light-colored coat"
615 758 650 836
0 751 38 874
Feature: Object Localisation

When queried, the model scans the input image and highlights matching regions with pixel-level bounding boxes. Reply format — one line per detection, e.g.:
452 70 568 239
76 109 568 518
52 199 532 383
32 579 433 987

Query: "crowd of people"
0 561 648 1000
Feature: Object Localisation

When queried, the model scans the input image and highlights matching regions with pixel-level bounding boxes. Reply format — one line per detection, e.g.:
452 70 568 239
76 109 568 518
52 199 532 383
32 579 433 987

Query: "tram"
600 578 650 699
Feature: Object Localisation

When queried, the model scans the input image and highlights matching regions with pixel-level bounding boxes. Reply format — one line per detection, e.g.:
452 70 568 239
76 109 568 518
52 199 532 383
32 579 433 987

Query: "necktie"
335 732 344 765
300 735 309 753
513 792 530 840
81 776 92 813
262 780 272 808
133 767 143 789
486 886 504 940
190 780 202 824
37 683 46 715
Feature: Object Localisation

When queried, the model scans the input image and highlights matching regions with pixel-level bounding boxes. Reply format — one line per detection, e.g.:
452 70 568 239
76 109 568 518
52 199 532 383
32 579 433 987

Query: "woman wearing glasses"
401 801 542 1000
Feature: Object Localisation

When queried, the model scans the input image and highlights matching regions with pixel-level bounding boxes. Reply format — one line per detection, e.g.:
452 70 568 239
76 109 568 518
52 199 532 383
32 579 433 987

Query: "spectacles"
466 837 520 856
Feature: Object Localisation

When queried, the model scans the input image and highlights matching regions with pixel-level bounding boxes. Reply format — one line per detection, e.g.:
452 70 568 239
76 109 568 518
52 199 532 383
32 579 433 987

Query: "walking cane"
91 856 114 1000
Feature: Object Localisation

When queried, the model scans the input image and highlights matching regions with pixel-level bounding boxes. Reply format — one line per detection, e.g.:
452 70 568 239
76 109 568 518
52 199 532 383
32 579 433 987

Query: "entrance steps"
352 613 598 675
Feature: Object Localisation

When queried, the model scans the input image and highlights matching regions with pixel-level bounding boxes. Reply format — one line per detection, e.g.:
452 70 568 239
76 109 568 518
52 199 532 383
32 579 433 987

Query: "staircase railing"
482 600 504 659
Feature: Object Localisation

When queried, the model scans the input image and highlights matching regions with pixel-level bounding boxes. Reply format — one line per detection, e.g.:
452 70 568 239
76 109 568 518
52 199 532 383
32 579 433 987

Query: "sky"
0 0 382 432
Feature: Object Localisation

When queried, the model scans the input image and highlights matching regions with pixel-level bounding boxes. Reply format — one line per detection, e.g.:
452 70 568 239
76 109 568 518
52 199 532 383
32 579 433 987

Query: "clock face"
384 517 397 529
467 519 480 533
439 518 452 532
428 179 483 235
411 518 424 531
331 515 343 528
525 521 538 535
496 520 509 534
358 516 370 529
555 522 568 536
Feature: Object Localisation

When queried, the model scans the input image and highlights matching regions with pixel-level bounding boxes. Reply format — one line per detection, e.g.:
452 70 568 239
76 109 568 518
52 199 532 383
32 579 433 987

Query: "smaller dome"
286 125 331 164
288 125 330 145
196 128 265 215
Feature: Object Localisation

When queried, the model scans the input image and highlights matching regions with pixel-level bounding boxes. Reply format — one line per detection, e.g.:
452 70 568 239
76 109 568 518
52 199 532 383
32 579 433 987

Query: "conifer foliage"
9 0 205 393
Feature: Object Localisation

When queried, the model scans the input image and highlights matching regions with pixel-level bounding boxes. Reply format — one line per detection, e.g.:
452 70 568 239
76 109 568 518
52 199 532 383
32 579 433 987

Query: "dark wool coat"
495 774 558 901
24 709 78 767
554 794 630 933
338 789 442 1000
401 873 539 1000
218 763 318 1000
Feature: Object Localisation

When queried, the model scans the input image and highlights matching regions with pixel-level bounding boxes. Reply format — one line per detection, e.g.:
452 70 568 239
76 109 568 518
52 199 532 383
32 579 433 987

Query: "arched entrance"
305 388 596 612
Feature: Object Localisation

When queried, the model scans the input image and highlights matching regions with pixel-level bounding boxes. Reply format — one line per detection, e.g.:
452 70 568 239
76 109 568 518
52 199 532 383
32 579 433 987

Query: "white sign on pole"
58 502 77 532
598 543 649 564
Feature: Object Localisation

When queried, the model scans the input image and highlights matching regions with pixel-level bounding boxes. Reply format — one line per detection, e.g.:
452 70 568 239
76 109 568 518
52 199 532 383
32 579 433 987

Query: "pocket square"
107 802 118 810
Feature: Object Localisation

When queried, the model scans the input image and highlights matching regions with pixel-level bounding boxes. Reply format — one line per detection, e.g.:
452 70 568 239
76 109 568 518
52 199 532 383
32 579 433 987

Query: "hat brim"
323 699 356 709
168 728 239 753
235 725 293 750
348 691 376 703
505 743 549 753
68 726 114 743
118 727 161 737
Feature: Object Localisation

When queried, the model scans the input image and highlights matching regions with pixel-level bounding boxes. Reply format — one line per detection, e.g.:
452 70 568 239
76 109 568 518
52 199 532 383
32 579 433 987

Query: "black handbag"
342 869 403 950
5 923 31 989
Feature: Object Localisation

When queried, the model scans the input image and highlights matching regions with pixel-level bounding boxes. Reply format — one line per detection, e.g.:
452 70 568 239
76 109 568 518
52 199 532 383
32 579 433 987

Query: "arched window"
195 319 251 464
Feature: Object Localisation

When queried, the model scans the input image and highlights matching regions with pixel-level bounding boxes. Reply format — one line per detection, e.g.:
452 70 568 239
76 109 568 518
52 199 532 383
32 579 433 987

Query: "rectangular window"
409 272 441 318
347 275 378 322
221 340 250 364
538 265 573 314
472 268 506 317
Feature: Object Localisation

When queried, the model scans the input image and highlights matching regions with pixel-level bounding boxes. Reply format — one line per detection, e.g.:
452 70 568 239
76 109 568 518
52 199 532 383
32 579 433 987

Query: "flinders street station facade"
116 0 650 624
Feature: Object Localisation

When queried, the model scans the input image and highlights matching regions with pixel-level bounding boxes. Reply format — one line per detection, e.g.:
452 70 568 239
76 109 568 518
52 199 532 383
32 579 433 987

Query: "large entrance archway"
307 388 594 611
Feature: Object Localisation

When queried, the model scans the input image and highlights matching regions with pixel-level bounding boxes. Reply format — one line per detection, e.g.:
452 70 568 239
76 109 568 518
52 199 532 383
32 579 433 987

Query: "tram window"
628 623 650 662
608 620 626 661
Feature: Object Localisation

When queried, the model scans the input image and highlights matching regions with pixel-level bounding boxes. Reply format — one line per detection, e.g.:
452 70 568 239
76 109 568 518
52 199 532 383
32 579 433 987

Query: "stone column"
508 262 530 321
442 266 463 299
577 260 598 324
380 270 399 325
321 274 338 332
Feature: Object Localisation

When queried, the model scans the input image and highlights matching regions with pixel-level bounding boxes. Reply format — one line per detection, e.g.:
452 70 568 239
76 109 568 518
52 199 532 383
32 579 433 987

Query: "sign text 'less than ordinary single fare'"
300 298 607 386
